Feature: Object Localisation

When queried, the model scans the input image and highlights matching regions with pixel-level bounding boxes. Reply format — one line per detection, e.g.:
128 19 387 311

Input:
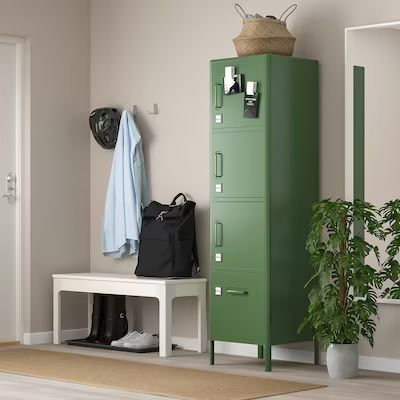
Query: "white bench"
53 273 207 357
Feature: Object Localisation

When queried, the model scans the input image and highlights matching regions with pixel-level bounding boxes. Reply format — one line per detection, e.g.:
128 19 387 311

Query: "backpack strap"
170 193 187 206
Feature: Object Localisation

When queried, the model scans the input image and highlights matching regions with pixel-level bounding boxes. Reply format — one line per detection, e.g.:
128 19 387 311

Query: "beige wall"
0 0 91 333
87 0 400 359
348 28 400 206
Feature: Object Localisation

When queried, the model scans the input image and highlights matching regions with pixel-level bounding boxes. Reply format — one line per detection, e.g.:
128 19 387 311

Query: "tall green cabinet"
209 54 319 371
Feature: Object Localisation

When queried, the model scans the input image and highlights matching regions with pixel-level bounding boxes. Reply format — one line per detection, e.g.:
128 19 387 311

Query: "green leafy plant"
380 199 400 299
299 199 386 347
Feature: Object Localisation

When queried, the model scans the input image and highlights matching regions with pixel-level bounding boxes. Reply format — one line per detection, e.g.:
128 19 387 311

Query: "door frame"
344 21 400 306
0 34 30 342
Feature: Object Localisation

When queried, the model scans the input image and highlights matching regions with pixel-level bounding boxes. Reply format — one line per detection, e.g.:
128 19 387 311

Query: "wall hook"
146 103 159 115
132 105 138 117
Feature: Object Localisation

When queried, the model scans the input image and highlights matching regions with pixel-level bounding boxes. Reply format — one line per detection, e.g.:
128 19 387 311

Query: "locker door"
211 268 266 343
211 201 266 270
211 132 266 199
211 55 269 130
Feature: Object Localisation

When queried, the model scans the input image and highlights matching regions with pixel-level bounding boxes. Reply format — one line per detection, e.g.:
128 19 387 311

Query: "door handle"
215 221 223 247
226 289 249 296
2 173 16 202
215 152 223 178
214 84 223 109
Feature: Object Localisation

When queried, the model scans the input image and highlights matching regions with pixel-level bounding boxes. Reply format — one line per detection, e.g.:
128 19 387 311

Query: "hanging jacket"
102 110 149 258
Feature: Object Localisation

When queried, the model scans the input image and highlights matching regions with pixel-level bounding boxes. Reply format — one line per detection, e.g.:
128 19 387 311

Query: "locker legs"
210 341 272 370
314 338 319 365
264 345 272 371
257 345 264 359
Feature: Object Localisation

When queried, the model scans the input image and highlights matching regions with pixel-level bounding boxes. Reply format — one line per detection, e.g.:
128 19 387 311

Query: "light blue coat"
102 110 149 258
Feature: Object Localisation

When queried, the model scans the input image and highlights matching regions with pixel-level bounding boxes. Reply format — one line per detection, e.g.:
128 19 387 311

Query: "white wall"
90 0 400 361
0 0 91 334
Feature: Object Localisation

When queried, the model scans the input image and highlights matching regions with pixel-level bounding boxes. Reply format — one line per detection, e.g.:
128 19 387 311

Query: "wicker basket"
233 35 295 57
233 4 297 57
239 18 292 37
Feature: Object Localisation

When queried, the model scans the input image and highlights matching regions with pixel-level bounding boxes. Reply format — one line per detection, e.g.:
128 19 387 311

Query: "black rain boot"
97 295 128 345
84 294 106 343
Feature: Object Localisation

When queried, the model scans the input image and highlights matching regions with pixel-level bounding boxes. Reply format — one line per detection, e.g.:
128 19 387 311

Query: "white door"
0 41 17 342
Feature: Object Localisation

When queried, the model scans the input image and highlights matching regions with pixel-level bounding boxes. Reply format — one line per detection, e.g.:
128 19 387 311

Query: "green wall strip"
353 66 365 238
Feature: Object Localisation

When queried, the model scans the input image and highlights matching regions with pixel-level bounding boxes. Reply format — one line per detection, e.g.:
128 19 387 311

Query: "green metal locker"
209 54 319 371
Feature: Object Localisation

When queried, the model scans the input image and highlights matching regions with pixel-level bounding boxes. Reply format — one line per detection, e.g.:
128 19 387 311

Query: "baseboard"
215 342 259 358
172 336 198 351
358 355 400 374
23 329 88 345
272 345 324 364
215 341 400 374
214 342 317 364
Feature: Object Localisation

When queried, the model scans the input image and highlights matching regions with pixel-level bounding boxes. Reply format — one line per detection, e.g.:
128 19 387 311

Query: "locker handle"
215 84 223 109
215 152 223 178
215 221 223 247
226 289 248 296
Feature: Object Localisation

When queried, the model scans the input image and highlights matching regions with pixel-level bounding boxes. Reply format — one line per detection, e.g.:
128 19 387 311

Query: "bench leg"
197 287 207 353
159 293 172 357
53 287 61 344
87 293 93 335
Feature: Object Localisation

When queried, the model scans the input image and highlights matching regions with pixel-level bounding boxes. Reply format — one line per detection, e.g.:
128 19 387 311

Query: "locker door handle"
215 152 223 178
215 84 223 109
215 221 223 247
226 289 248 296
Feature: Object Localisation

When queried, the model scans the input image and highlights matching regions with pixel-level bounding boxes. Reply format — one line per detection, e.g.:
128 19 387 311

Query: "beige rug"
0 348 323 400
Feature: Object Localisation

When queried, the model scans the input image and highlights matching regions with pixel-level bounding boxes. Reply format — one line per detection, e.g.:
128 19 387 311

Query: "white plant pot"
326 343 359 379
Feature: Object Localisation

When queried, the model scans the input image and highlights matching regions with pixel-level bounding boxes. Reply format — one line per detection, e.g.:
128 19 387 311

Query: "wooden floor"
0 344 399 399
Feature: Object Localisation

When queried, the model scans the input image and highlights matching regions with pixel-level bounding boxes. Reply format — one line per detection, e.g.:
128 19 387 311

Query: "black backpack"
135 193 199 278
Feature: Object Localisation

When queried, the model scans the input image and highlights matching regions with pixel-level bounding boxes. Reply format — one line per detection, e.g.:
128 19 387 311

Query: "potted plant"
380 199 400 299
299 199 385 379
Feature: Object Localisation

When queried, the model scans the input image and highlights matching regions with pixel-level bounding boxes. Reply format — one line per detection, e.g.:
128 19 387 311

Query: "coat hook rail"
132 104 159 116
